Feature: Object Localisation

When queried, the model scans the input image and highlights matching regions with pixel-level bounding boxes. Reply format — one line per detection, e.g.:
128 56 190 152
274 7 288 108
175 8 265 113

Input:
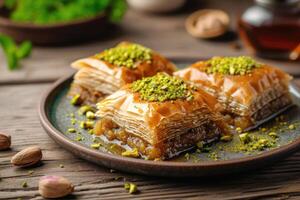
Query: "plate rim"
39 73 300 176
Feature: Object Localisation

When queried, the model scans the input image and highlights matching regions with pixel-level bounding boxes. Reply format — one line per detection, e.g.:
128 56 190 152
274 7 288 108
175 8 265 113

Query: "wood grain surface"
0 0 299 199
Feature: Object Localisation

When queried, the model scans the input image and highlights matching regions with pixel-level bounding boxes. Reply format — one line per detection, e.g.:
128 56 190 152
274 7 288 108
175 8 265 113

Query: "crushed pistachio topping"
131 73 194 102
124 183 138 194
205 56 262 75
96 43 152 69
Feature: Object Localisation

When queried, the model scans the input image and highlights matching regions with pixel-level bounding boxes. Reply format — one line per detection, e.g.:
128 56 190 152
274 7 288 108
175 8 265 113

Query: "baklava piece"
175 56 293 130
94 73 226 160
69 42 176 104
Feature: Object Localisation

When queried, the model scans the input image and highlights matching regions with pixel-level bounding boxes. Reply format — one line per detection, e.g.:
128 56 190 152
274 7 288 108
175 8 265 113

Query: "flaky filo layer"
174 63 292 117
96 86 225 147
69 43 176 104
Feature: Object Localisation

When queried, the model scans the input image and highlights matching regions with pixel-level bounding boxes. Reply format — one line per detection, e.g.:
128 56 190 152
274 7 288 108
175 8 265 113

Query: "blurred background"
0 0 299 83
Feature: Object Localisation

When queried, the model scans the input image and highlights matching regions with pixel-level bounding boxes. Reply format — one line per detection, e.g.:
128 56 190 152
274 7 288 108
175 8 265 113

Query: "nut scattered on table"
0 132 11 150
11 146 42 167
39 175 74 198
185 9 230 39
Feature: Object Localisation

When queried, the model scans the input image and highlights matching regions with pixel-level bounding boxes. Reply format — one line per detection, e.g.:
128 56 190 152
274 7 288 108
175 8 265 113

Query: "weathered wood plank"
0 83 299 200
0 0 299 85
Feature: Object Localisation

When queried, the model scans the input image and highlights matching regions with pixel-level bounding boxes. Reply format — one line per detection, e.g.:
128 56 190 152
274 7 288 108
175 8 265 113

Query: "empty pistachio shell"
0 132 11 150
11 146 42 167
186 9 230 39
39 175 74 198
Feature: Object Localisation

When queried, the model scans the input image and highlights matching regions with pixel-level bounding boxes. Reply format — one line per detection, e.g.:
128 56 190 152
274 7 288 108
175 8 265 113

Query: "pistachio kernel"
70 94 81 106
86 111 95 119
67 128 76 133
268 132 278 138
121 148 139 158
124 183 138 194
80 121 94 129
91 143 101 149
288 124 295 130
78 105 94 115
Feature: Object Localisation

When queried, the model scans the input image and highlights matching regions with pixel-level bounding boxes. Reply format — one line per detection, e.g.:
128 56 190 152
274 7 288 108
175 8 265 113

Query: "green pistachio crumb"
131 73 194 102
268 132 278 138
124 182 130 190
78 105 94 115
239 133 251 144
27 170 34 175
21 181 27 188
124 183 138 194
121 148 139 158
205 56 262 75
208 152 218 160
70 94 81 106
71 118 77 125
261 128 267 132
96 43 152 69
88 129 94 135
75 135 84 141
236 127 242 133
184 153 190 160
91 143 101 149
220 135 233 142
80 121 94 129
86 111 95 119
67 128 76 133
196 141 204 149
288 124 295 130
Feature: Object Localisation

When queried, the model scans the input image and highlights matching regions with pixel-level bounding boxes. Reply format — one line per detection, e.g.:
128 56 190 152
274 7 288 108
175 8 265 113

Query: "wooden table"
0 1 299 199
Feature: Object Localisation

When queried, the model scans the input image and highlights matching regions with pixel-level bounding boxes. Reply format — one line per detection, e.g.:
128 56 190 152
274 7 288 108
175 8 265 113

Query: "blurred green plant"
4 0 127 24
0 35 32 70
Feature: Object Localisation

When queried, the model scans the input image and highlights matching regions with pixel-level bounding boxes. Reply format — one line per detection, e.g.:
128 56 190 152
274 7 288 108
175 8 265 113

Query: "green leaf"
16 41 32 59
108 0 127 23
0 35 19 70
4 0 17 9
7 50 19 70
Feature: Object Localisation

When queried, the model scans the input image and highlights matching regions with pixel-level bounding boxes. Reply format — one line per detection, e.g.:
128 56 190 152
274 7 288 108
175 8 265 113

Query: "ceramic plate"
39 60 300 177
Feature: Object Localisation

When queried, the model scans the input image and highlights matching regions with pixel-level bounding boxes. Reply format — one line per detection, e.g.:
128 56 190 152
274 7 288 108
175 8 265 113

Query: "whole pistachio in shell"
0 132 11 150
39 175 74 198
11 146 42 167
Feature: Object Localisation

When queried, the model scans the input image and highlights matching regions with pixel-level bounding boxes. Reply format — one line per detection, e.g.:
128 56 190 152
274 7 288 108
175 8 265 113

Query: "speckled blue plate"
39 60 300 177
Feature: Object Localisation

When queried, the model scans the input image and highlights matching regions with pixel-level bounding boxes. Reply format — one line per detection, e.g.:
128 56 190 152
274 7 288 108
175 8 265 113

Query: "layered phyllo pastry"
174 56 293 130
94 73 227 160
69 42 176 104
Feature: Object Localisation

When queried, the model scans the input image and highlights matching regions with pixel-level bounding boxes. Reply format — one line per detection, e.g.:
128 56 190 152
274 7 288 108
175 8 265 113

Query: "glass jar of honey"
238 0 300 60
